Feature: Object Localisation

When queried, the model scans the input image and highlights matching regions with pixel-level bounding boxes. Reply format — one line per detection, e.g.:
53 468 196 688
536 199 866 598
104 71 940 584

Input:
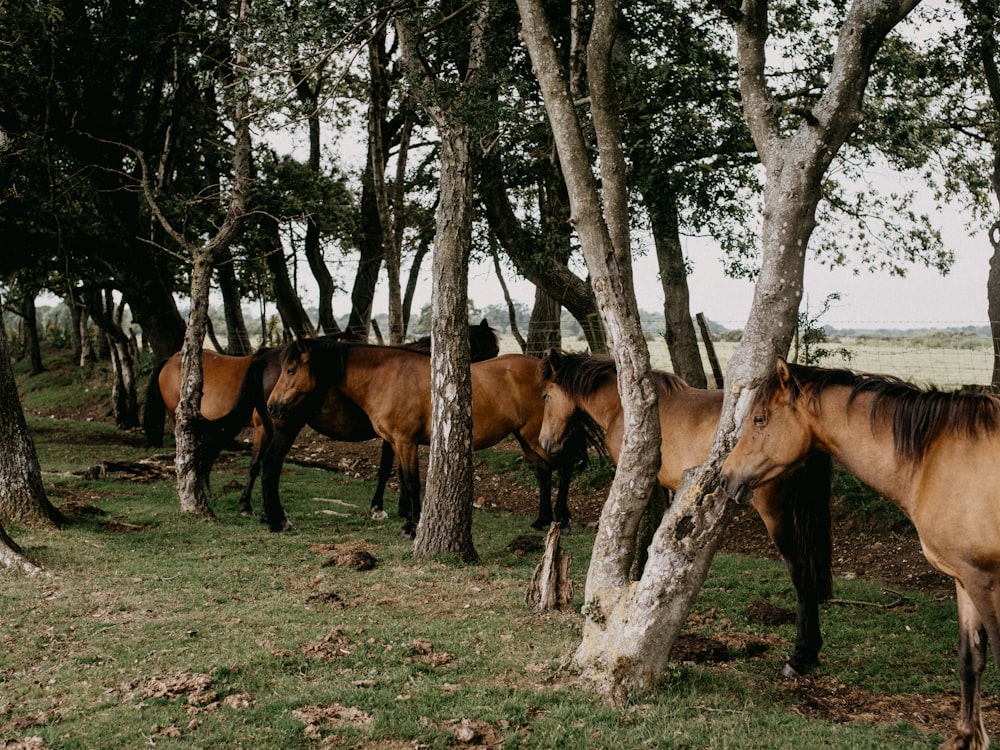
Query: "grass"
0 350 989 748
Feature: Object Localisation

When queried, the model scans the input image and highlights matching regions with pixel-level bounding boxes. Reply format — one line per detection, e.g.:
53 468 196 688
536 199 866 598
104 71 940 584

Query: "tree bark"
525 286 561 356
20 288 44 375
368 27 404 344
348 163 385 337
966 1 1000 386
521 0 918 703
413 121 477 562
0 299 62 529
141 0 254 518
262 216 316 338
642 186 706 387
399 1 488 562
215 247 252 355
479 153 608 352
292 59 340 336
83 287 140 429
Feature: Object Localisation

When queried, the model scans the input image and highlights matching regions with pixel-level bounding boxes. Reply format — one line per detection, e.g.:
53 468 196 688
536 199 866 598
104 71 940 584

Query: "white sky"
323 204 992 332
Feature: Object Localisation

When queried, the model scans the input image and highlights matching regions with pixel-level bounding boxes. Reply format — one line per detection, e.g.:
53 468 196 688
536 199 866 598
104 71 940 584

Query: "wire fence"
497 325 998 390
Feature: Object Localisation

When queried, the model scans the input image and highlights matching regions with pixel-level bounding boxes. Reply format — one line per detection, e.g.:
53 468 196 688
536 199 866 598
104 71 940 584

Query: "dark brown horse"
722 357 1000 750
145 321 500 519
265 338 587 537
537 349 832 678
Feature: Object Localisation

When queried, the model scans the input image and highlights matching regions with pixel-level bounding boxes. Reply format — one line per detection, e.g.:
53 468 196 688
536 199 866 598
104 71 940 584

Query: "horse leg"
940 582 989 750
258 417 304 532
551 430 587 533
751 460 831 676
394 443 421 538
369 440 395 520
238 420 266 517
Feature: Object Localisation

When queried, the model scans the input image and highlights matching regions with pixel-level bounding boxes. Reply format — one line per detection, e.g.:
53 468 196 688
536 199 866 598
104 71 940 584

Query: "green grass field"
1 347 994 748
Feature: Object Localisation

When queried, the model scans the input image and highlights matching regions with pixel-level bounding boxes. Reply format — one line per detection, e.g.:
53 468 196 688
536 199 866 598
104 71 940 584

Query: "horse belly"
310 394 377 442
913 452 1000 580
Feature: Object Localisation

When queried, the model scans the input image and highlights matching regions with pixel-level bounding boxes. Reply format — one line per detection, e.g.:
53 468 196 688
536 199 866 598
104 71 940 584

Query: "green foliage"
792 294 853 366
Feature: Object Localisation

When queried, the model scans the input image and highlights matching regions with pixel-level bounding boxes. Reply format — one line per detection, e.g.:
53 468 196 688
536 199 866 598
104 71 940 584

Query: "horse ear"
775 356 791 387
479 318 489 328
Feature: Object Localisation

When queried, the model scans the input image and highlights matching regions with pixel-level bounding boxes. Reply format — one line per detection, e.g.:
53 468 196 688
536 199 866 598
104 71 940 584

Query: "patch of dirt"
280 432 952 597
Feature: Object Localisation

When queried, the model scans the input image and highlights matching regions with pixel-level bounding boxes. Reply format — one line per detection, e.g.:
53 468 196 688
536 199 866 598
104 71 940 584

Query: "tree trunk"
0 522 45 576
643 186 706 387
525 286 561 356
348 164 385 337
516 0 662 696
215 247 252 355
142 0 253 518
84 287 140 429
20 289 44 375
175 254 217 516
479 153 608 352
368 28 404 344
412 123 477 561
970 2 1000 386
0 301 62 529
262 216 316 338
399 2 488 562
292 60 340 336
569 0 920 700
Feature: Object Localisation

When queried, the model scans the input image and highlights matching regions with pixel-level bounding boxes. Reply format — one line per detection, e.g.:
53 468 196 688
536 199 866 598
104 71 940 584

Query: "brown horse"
144 320 500 519
537 349 832 678
721 357 1000 750
265 339 587 537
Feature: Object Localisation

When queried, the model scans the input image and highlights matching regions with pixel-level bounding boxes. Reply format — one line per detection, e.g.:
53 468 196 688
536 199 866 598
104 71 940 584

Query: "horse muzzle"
539 435 563 456
719 469 753 504
267 402 289 420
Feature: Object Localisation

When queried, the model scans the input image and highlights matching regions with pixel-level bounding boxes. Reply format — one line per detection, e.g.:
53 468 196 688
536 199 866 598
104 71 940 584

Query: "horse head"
538 349 578 456
267 338 320 420
721 357 816 503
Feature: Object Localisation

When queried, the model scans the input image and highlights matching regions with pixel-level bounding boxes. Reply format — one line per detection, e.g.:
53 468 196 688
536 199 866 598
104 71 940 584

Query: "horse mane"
406 319 500 362
764 360 1000 461
540 350 688 396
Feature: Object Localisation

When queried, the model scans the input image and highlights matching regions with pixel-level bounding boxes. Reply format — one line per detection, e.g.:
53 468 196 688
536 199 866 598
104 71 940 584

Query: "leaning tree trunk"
216 247 252 355
569 0 920 700
174 255 217 515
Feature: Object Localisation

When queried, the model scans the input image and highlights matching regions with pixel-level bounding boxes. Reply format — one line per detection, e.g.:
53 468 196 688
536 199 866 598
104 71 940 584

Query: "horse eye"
753 415 766 426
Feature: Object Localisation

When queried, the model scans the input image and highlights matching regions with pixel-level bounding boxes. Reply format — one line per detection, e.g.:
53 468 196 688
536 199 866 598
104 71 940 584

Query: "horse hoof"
371 510 388 521
239 510 253 518
530 520 549 531
780 662 802 679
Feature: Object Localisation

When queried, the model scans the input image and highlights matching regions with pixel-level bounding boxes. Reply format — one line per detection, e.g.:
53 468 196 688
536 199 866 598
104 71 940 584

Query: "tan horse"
266 339 586 537
721 357 1000 750
538 349 832 677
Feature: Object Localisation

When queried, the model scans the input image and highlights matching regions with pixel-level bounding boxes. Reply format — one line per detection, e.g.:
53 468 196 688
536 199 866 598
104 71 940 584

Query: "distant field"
499 333 996 389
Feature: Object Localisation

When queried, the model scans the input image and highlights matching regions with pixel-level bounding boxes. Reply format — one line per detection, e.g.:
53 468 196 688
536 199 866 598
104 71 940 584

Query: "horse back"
159 349 256 420
469 355 546 448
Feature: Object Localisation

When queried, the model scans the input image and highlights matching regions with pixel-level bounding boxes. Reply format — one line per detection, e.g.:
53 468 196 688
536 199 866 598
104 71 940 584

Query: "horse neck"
807 387 918 515
577 381 625 432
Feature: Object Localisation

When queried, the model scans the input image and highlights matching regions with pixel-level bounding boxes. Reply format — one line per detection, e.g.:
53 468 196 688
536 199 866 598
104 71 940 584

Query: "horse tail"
788 450 833 602
142 358 169 448
196 354 269 477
